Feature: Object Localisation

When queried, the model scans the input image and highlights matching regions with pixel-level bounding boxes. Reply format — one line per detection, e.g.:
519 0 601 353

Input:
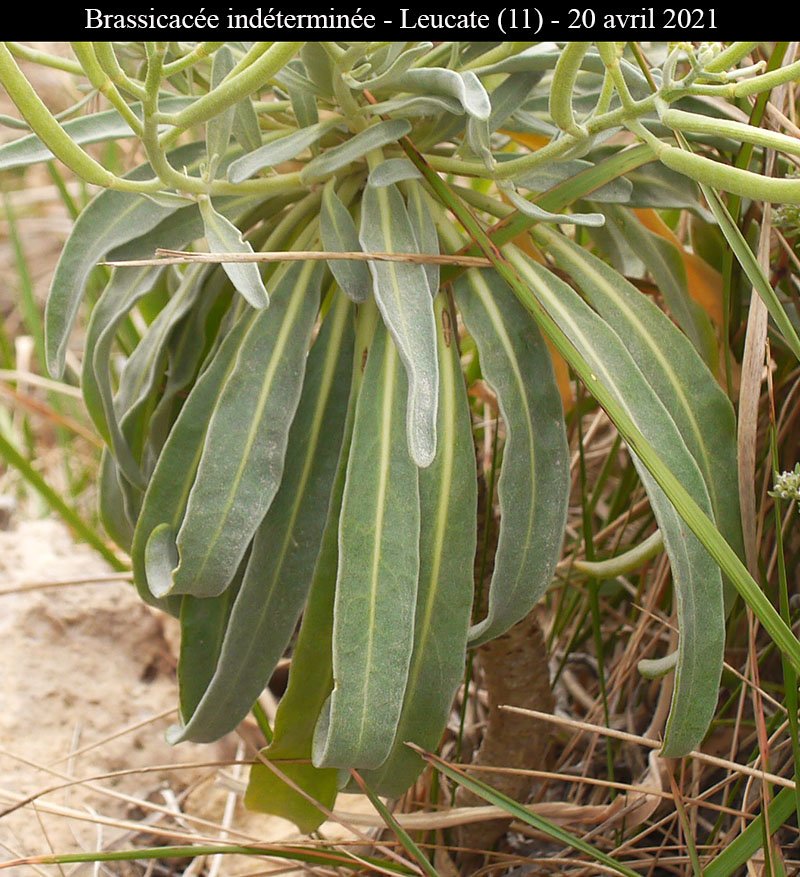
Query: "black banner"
5 4 795 40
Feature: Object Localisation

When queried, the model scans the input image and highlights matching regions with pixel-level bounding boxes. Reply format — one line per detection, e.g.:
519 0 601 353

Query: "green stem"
0 42 117 187
733 57 800 97
704 41 761 73
6 41 83 75
162 41 224 77
662 107 800 158
70 42 143 135
93 42 146 99
158 42 303 146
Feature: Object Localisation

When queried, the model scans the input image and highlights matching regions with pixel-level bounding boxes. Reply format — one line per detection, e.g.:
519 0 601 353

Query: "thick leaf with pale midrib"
166 260 322 599
508 248 724 757
300 119 412 183
362 294 476 796
82 196 255 489
454 268 569 647
45 142 207 378
599 205 716 367
536 227 745 568
132 313 253 605
172 291 354 743
313 318 420 770
320 181 371 303
404 180 440 297
177 587 237 724
393 69 491 121
360 182 438 467
205 46 235 174
227 120 339 183
368 158 422 188
245 305 368 831
198 198 269 309
0 96 194 171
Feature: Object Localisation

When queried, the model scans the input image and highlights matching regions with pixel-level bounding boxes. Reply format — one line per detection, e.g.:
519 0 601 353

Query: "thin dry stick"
0 750 263 843
48 706 174 766
501 707 797 791
0 370 83 398
243 734 420 877
103 248 494 268
0 383 102 446
0 573 132 597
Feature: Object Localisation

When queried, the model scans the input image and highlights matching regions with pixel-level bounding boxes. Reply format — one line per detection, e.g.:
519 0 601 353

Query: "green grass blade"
0 842 414 873
415 746 638 877
704 786 796 877
351 771 439 877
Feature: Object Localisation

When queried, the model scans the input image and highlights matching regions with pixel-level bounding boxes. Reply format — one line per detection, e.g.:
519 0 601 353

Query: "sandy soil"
0 517 368 876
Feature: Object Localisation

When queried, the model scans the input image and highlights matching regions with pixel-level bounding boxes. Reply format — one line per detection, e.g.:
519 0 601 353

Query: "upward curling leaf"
198 197 269 309
360 181 439 467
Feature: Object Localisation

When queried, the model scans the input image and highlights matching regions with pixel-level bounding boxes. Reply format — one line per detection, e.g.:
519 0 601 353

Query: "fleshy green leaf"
227 120 338 183
365 94 463 118
98 449 135 551
454 268 569 646
231 94 263 155
320 180 371 303
362 294 476 796
360 182 438 467
508 247 724 757
300 119 412 183
198 197 269 309
599 205 716 366
344 43 432 91
177 587 237 724
165 260 322 598
45 142 206 377
83 265 163 488
501 184 604 227
537 227 745 569
246 303 367 831
404 180 440 296
205 46 235 176
300 43 335 97
132 313 253 606
0 96 194 171
313 315 420 770
367 158 422 188
394 69 491 121
171 292 354 743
